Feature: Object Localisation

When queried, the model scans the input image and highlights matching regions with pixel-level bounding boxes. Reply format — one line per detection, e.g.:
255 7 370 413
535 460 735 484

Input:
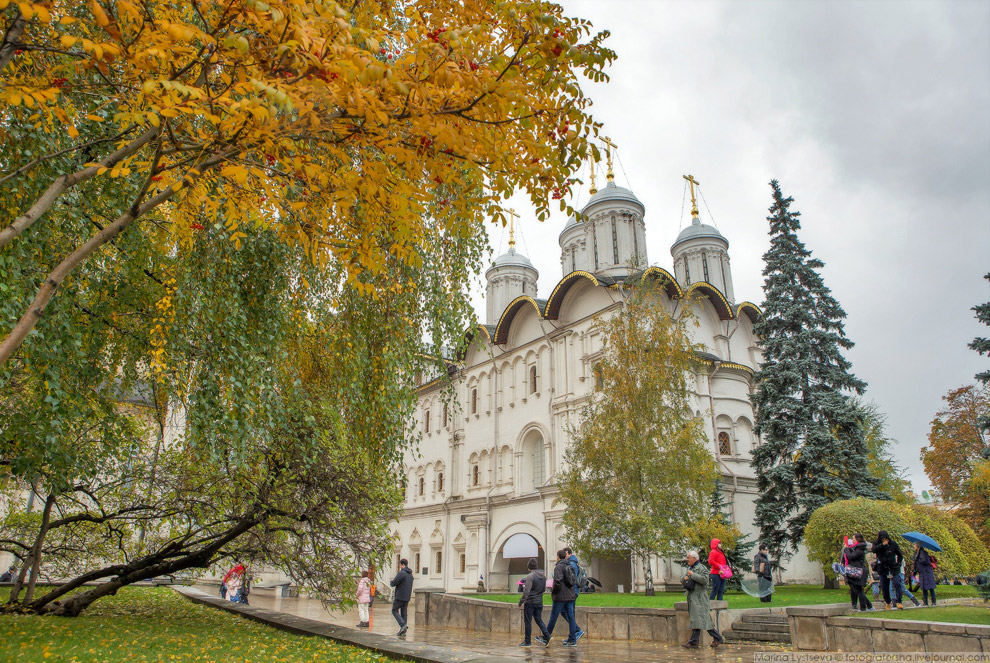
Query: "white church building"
393 168 822 594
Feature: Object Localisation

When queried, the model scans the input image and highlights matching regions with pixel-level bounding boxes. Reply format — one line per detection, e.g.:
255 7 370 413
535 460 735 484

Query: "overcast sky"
471 0 990 492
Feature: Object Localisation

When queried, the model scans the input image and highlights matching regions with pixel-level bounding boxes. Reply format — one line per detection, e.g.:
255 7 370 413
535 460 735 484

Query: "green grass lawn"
859 605 990 625
0 586 401 663
477 584 979 609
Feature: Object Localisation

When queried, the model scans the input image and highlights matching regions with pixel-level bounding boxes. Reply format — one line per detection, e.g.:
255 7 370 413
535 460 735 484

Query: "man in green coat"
682 550 724 649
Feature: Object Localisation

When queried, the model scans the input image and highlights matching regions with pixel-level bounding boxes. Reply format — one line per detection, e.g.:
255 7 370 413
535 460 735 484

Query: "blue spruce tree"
751 181 886 567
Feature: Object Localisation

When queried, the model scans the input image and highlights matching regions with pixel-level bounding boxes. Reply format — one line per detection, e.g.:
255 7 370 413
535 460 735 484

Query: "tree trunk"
642 556 655 596
823 574 840 590
8 493 55 604
31 518 258 616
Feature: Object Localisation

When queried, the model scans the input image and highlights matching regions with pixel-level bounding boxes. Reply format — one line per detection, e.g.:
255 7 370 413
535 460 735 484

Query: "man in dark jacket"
546 549 582 646
389 559 414 636
517 558 551 647
873 531 919 609
753 545 773 603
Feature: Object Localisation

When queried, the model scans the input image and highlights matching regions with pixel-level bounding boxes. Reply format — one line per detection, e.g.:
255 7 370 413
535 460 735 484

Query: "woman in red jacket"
708 539 728 601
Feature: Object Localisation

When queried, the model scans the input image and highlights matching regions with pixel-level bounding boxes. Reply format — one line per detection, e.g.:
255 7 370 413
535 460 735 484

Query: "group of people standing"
220 563 250 604
840 531 938 611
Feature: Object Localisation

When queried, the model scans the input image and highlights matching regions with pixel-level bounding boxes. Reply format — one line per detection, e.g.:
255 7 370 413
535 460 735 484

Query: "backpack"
576 565 588 590
562 563 576 588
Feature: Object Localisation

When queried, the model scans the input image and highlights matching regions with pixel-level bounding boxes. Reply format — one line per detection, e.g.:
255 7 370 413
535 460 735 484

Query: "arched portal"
490 531 545 593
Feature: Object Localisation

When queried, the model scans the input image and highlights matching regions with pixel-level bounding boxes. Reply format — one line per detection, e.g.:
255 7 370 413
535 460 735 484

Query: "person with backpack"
912 542 937 606
546 549 582 647
517 558 551 647
843 533 873 611
564 547 583 594
752 544 773 602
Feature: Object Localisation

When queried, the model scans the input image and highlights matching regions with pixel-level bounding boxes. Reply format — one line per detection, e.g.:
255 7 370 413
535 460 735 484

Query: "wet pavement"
192 585 786 662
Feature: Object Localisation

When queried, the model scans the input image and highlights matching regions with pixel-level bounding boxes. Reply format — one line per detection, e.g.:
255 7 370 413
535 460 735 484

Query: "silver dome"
672 218 728 249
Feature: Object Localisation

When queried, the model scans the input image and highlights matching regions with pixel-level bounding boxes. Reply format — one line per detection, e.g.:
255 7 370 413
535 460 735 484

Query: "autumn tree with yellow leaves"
0 0 614 614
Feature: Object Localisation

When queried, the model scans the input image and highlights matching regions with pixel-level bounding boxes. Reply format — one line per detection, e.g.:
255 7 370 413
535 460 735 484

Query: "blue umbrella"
901 532 942 552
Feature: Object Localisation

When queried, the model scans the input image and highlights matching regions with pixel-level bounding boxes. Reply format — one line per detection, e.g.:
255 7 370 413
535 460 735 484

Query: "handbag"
719 565 733 580
682 576 697 591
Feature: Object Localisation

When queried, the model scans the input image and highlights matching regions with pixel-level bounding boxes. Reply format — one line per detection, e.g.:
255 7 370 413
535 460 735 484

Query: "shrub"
915 506 990 576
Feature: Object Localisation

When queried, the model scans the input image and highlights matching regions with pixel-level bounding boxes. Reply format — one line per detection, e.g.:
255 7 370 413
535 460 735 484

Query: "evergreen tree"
971 273 990 386
969 273 990 432
751 180 886 562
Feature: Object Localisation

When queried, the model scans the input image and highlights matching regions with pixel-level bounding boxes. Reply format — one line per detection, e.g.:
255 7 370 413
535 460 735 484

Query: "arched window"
443 403 448 427
529 365 537 394
418 477 425 496
718 431 732 456
532 441 545 488
471 389 478 414
472 464 480 486
415 552 421 573
459 553 466 574
437 472 444 493
435 551 442 573
424 409 430 433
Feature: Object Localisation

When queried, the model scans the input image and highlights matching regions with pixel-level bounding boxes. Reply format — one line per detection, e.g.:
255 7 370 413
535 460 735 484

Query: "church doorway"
490 532 545 593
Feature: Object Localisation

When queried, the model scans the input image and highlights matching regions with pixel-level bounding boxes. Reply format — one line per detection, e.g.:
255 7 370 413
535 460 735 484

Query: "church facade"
394 174 822 593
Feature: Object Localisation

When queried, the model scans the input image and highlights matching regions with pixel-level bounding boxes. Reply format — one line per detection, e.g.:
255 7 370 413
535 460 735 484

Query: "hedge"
805 498 987 580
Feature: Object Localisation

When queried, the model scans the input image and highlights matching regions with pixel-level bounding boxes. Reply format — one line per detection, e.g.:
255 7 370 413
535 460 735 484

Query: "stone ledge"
173 587 517 663
787 603 852 618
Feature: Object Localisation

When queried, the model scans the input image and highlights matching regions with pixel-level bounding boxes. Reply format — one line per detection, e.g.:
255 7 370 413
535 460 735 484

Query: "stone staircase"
723 613 792 644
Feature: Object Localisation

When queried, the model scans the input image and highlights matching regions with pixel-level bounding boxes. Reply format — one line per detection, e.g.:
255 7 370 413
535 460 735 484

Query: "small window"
611 217 619 264
397 554 402 569
443 403 448 427
471 389 478 414
529 365 537 394
472 465 480 486
424 409 430 433
718 431 732 456
437 472 444 493
418 477 425 496
702 251 710 282
415 553 421 572
435 551 442 573
459 553 466 574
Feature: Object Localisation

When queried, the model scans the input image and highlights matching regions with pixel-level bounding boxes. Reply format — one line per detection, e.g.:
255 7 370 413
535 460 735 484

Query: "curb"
172 586 518 663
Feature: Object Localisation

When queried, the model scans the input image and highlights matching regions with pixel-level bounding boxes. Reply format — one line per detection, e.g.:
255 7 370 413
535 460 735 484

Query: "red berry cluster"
552 45 562 57
51 77 68 88
551 186 564 200
418 136 434 154
426 27 448 48
265 154 277 166
433 175 443 185
151 175 162 182
190 222 205 231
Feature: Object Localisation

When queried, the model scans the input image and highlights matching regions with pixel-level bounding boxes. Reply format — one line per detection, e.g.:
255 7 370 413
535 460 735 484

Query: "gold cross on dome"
683 174 700 219
601 136 617 182
507 208 518 248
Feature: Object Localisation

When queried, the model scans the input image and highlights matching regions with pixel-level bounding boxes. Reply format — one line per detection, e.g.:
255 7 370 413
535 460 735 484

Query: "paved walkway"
179 585 784 663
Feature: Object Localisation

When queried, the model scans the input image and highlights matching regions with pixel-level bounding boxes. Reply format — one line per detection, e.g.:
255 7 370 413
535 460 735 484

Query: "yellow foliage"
0 0 614 360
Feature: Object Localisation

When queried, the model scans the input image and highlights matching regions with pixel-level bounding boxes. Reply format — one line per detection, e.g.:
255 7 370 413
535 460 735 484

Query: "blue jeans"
886 572 916 603
547 600 579 641
709 575 726 601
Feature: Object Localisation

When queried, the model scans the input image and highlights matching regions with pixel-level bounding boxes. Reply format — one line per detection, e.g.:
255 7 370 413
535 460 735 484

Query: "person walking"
0 565 15 582
564 547 582 594
843 534 873 611
708 539 728 601
546 549 582 647
518 558 551 647
356 570 372 628
390 559 413 636
681 550 724 649
874 531 920 609
753 545 773 603
913 542 937 606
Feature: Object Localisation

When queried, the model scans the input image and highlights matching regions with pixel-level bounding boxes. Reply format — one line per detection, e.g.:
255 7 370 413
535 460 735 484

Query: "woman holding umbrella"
903 532 939 607
912 543 937 606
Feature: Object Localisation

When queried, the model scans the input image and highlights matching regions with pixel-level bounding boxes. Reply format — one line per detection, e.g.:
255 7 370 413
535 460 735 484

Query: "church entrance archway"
490 532 545 593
